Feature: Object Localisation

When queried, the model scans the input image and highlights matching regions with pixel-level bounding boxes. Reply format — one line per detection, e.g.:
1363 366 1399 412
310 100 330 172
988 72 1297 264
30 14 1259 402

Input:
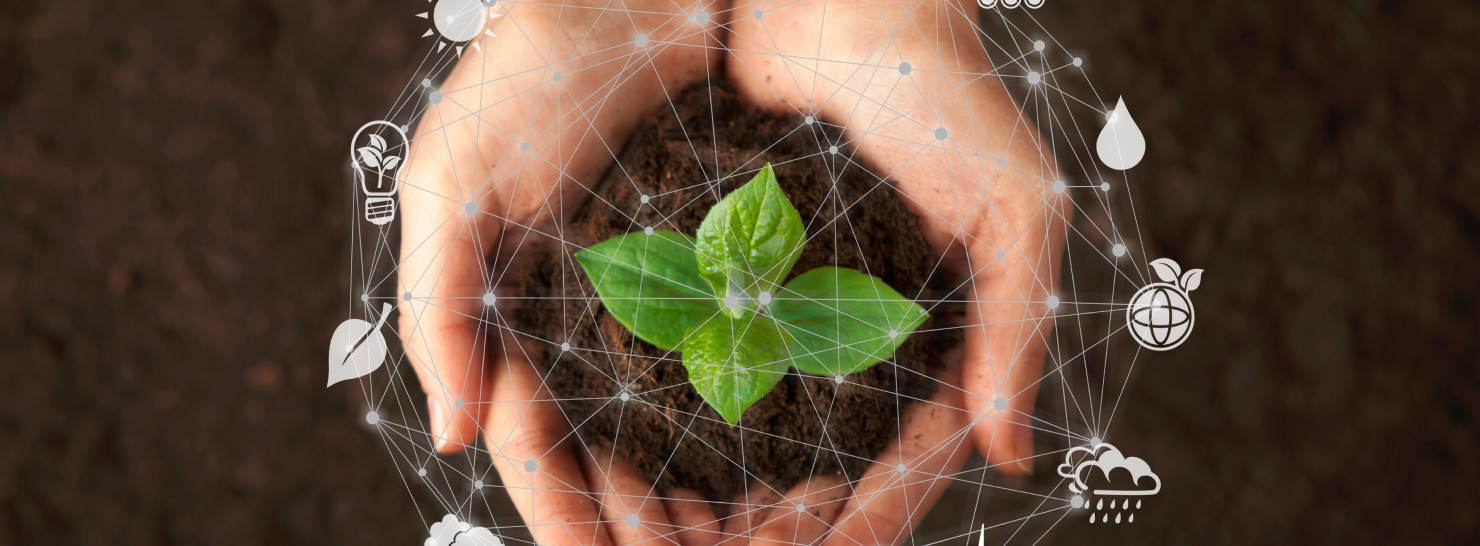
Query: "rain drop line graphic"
1096 96 1146 170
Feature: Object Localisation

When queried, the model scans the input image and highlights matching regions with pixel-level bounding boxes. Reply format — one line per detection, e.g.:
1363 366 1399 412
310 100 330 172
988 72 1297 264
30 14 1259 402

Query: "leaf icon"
382 155 401 171
357 146 382 168
1149 258 1181 283
369 133 387 152
1180 269 1203 292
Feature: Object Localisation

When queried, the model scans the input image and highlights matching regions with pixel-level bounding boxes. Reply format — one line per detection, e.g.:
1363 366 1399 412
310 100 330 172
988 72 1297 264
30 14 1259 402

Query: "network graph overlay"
337 0 1192 545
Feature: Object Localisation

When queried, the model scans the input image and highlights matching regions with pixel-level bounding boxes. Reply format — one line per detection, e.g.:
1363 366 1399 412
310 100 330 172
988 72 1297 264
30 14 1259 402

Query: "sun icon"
418 0 502 56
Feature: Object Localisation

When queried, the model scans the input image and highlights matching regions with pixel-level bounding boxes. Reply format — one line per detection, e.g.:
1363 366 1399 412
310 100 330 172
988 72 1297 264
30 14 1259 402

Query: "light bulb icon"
352 121 409 225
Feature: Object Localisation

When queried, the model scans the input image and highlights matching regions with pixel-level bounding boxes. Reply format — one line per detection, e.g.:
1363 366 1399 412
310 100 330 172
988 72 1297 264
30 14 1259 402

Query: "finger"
748 476 849 546
663 488 723 546
721 480 786 543
579 446 682 546
485 343 613 546
821 383 973 546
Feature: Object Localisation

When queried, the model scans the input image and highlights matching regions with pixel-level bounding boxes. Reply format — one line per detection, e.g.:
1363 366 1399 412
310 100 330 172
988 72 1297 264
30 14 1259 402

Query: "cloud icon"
451 527 503 546
1056 443 1160 496
425 514 471 546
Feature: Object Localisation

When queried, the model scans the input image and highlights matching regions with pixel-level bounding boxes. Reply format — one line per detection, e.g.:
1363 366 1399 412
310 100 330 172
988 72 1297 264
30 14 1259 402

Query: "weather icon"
425 514 502 546
418 0 502 55
351 121 408 226
1058 442 1160 524
327 303 391 387
1126 258 1202 351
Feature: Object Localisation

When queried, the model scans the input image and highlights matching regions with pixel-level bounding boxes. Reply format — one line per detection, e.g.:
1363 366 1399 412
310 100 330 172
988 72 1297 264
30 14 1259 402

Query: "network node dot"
428 90 442 104
635 34 648 47
1027 71 1040 85
1073 57 1083 67
829 145 838 154
804 115 815 125
1071 495 1084 508
520 141 530 151
473 480 483 488
404 291 413 301
1034 40 1046 52
644 226 654 235
687 14 696 23
724 295 740 309
754 9 763 18
620 391 630 402
1089 437 1101 445
626 515 640 528
422 78 432 88
888 329 899 339
993 397 1007 411
1047 295 1060 309
640 194 650 204
1112 243 1126 257
418 468 427 477
833 375 844 384
366 411 380 425
466 202 478 214
935 127 948 140
898 61 911 75
455 399 464 409
697 11 709 23
1052 181 1065 193
759 292 772 305
560 342 571 352
360 293 369 302
552 72 562 82
997 157 1007 166
796 503 806 512
1101 182 1111 192
897 463 907 473
484 292 496 306
525 459 538 472
996 250 1006 259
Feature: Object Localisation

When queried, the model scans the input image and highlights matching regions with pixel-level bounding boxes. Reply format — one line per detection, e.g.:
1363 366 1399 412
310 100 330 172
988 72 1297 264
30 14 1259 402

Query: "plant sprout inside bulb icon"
352 121 409 225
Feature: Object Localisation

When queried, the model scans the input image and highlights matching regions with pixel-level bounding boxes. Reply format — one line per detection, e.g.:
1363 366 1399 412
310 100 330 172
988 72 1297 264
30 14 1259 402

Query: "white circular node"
345 343 355 352
1089 436 1101 445
418 468 428 477
473 480 483 489
1071 495 1084 508
455 399 464 409
1027 71 1040 85
401 125 409 134
997 157 1007 166
560 342 571 352
428 90 442 104
754 9 763 18
896 463 907 473
644 226 654 235
421 78 432 88
484 292 497 306
829 145 838 154
466 201 478 214
724 295 740 310
935 127 948 140
759 292 772 305
626 515 640 528
687 14 696 22
1046 295 1060 309
796 503 806 512
993 397 1007 411
360 293 369 302
1034 40 1045 52
1052 181 1065 193
833 375 844 384
640 194 650 203
525 459 538 472
433 0 487 42
804 115 815 125
620 391 631 402
697 11 709 23
996 250 1005 259
1112 243 1126 257
888 329 899 339
898 61 911 75
404 291 414 301
1101 182 1111 192
520 141 530 151
1073 57 1083 67
552 72 562 82
635 34 648 47
366 411 380 425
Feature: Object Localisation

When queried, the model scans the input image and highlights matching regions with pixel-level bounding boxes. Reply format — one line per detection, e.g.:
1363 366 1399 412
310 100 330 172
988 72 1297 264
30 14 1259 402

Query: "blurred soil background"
1 0 1477 544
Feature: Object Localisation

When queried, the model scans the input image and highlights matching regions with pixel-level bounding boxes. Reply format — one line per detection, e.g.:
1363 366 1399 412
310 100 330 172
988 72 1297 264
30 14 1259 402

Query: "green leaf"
575 231 720 352
682 311 794 425
770 267 929 375
694 164 805 315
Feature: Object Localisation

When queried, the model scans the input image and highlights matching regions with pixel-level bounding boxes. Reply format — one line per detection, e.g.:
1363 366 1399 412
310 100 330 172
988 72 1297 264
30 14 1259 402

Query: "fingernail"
428 398 447 451
1015 426 1034 475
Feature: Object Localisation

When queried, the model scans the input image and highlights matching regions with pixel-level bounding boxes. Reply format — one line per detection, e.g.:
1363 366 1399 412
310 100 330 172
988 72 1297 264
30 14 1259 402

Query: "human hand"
726 0 1068 543
396 3 725 546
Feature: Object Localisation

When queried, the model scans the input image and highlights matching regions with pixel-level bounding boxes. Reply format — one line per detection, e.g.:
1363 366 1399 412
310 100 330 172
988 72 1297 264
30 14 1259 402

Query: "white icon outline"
1126 258 1202 351
351 121 408 226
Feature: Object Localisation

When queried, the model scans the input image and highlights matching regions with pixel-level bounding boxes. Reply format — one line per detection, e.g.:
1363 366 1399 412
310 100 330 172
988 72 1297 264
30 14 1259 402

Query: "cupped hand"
396 3 725 546
725 0 1069 544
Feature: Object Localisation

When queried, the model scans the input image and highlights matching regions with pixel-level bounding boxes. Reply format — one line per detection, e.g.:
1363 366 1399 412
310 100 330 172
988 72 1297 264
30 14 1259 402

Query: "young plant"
574 165 928 424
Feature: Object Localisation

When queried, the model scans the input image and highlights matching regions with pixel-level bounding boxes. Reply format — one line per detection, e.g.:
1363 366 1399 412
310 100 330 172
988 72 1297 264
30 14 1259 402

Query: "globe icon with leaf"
1126 258 1202 351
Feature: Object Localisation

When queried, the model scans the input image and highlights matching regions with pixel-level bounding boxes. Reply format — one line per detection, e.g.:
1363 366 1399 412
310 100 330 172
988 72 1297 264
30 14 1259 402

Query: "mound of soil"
509 81 961 500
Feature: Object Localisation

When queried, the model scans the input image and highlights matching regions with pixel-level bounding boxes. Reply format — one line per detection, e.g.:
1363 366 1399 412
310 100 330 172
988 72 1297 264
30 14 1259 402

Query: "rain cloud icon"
1058 443 1160 524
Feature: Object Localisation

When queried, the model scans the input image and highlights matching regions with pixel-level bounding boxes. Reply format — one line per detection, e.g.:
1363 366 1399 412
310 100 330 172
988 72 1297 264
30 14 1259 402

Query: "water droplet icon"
1096 97 1145 170
1130 513 1135 523
1137 500 1142 509
1096 498 1103 510
1089 513 1095 524
1115 512 1122 524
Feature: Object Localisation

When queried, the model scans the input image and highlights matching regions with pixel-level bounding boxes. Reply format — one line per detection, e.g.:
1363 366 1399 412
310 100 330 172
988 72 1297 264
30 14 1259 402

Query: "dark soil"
509 82 959 501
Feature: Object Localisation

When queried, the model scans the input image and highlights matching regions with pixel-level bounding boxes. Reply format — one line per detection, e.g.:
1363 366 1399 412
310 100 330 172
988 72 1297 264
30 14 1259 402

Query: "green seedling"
575 165 928 424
